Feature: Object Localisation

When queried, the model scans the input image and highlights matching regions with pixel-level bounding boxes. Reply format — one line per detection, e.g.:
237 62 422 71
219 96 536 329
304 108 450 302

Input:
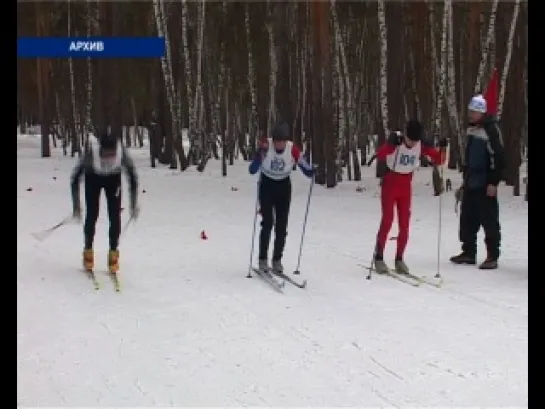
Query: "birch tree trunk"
266 1 277 134
428 1 439 133
245 3 259 155
445 0 463 166
84 0 94 148
377 0 389 178
497 0 520 119
181 0 196 161
474 0 499 93
432 2 448 139
36 1 51 157
153 0 188 169
331 1 361 181
331 17 344 181
194 0 206 160
66 0 79 156
376 0 390 177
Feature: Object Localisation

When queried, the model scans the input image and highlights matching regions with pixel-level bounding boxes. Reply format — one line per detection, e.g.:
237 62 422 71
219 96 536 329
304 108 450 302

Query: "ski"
86 270 101 290
391 269 442 288
374 268 421 287
270 270 307 289
359 263 442 288
109 272 121 292
358 264 420 286
251 267 285 293
414 274 443 288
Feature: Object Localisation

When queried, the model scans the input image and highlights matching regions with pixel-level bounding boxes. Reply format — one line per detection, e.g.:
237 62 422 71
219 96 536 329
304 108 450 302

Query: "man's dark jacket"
463 115 505 189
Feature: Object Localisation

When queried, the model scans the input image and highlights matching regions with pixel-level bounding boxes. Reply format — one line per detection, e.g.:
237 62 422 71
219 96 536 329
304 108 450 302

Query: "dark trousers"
459 187 501 259
84 172 122 250
258 176 292 261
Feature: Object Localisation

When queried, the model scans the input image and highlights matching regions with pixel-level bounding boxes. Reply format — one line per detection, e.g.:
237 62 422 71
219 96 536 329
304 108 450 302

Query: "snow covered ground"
17 134 528 407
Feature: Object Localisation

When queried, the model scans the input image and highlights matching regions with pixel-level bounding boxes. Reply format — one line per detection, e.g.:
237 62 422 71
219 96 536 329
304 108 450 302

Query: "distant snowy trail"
17 136 527 407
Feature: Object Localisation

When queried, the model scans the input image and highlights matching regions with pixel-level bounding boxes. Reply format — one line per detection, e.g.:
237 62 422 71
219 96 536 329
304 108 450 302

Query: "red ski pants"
376 177 412 259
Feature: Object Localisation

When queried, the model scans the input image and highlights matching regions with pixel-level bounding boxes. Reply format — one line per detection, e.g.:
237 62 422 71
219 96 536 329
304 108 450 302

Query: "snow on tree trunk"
331 4 345 180
432 1 448 139
153 0 185 169
474 0 499 93
214 2 226 171
428 1 439 132
181 0 196 153
84 0 94 148
299 17 307 154
266 2 277 135
67 0 80 156
377 0 389 136
245 3 259 154
221 66 228 176
331 1 360 181
194 0 206 159
331 16 343 182
408 41 421 121
445 0 463 164
497 0 521 120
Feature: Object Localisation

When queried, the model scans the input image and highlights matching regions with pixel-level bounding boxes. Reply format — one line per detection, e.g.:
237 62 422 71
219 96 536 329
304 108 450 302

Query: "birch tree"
180 0 196 158
153 0 187 169
194 0 206 161
83 0 94 148
445 0 463 165
266 1 277 134
474 0 499 93
332 1 361 181
377 0 389 138
245 3 259 154
67 0 79 156
497 0 521 119
432 2 448 139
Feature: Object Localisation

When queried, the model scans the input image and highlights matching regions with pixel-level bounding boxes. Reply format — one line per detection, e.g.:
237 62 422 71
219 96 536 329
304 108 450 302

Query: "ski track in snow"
17 135 528 407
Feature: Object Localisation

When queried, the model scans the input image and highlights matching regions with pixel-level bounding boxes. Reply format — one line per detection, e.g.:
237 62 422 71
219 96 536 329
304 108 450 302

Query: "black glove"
387 131 402 146
437 138 448 148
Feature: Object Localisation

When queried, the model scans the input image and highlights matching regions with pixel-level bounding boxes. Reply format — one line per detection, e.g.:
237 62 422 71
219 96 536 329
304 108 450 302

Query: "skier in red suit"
372 120 447 275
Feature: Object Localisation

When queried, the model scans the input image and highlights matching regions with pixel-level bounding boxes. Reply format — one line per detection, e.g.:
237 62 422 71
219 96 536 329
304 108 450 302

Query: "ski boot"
258 259 269 273
373 256 389 274
449 252 476 265
394 259 410 275
108 250 120 274
83 248 94 272
479 257 498 270
271 259 284 275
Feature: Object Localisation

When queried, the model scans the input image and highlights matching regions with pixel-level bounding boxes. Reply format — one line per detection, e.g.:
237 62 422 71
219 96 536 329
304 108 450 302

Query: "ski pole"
366 241 380 280
247 178 261 278
31 215 72 242
293 176 314 275
120 215 136 238
435 163 444 279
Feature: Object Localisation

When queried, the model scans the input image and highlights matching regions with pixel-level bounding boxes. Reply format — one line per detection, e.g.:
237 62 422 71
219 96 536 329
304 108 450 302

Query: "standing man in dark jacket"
450 94 505 269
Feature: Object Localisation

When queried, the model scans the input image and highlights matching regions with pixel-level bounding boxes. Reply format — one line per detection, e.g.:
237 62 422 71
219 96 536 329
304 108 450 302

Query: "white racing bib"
385 142 421 174
261 139 295 180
